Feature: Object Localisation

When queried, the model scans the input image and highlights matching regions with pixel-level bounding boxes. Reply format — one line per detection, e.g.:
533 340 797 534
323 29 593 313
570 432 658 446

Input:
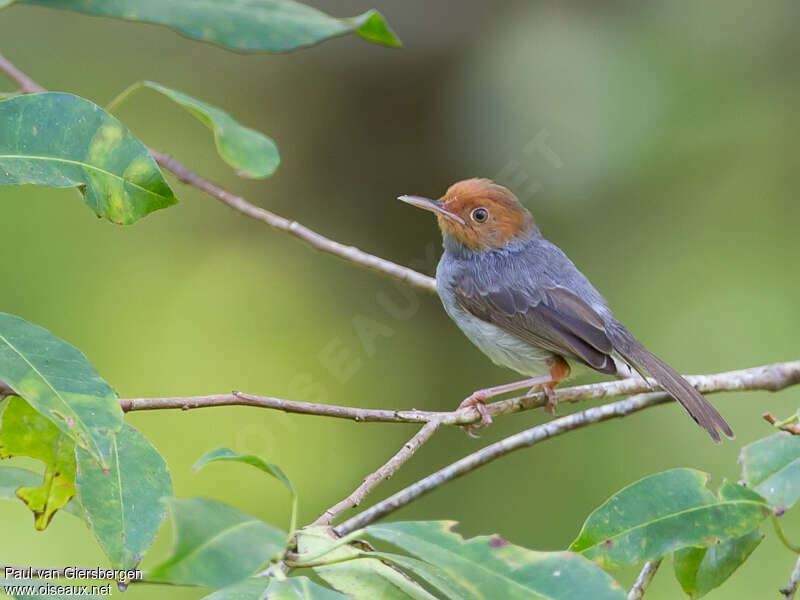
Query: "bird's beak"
398 195 465 224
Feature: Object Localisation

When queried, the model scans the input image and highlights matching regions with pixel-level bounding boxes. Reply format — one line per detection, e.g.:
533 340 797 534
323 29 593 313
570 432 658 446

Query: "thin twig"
0 52 45 93
333 388 731 535
149 151 437 293
313 420 440 526
0 50 436 294
782 554 800 599
763 412 800 435
118 361 800 427
628 560 662 600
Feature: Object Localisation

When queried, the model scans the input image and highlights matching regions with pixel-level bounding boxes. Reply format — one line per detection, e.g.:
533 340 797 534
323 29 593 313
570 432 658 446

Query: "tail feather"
607 322 734 443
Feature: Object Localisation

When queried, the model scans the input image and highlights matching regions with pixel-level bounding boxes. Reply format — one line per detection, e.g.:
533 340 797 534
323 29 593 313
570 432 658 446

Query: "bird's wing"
453 277 618 375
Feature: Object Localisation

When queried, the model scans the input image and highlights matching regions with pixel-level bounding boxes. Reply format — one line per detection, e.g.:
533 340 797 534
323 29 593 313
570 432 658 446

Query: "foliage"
569 469 771 567
21 0 400 51
0 93 177 224
0 2 797 599
0 397 76 530
109 82 281 179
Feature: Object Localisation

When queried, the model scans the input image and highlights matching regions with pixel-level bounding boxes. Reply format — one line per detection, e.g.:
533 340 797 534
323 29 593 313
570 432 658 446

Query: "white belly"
439 290 555 378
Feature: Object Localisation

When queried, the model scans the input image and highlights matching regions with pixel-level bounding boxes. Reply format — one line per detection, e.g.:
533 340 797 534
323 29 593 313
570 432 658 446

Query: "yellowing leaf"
0 397 76 529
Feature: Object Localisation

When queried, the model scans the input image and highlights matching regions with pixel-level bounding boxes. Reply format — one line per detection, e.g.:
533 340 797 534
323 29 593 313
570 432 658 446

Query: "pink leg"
459 357 571 434
458 374 557 434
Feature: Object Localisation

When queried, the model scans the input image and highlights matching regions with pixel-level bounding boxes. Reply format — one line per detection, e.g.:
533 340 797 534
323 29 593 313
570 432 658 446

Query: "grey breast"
435 240 557 378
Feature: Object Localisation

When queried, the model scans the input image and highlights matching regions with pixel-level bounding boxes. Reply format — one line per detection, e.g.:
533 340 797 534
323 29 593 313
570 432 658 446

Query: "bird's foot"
542 385 558 416
525 383 558 415
457 392 493 437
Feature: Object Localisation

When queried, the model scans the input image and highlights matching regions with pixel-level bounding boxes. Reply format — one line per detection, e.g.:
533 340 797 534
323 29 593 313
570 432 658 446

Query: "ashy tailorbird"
400 178 733 442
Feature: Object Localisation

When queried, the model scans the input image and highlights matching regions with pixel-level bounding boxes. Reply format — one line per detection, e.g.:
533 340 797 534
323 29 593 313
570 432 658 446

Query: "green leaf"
296 526 439 600
0 465 40 497
75 423 172 570
146 497 286 587
112 82 279 179
0 397 77 529
569 469 771 568
367 521 627 600
193 447 293 494
740 430 800 510
0 92 176 224
201 576 347 600
193 446 297 534
358 551 479 600
0 1 15 10
0 313 123 467
673 529 763 599
22 0 401 52
0 465 84 520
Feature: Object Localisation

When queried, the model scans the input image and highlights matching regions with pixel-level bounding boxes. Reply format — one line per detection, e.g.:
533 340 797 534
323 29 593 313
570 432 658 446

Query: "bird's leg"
533 357 571 416
458 375 557 435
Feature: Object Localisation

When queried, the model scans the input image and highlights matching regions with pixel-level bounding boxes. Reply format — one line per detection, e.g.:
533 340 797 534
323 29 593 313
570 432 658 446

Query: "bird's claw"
458 393 493 437
542 385 558 416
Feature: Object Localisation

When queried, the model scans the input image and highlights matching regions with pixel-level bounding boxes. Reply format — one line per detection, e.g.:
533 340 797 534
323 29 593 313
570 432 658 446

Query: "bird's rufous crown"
435 178 535 250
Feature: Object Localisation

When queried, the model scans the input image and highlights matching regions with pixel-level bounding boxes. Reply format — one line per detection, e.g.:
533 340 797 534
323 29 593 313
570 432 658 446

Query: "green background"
1 1 798 598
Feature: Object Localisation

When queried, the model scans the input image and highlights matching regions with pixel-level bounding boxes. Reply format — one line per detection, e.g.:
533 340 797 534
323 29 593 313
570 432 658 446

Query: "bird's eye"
471 207 489 223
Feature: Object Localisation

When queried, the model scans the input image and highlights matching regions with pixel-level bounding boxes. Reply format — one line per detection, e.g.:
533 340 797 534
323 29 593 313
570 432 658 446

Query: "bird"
399 178 733 442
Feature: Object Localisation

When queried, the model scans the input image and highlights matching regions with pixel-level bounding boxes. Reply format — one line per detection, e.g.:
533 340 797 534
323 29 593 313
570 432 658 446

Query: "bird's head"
399 178 537 251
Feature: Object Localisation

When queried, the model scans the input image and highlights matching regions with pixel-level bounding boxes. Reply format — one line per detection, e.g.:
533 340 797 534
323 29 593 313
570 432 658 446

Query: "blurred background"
1 1 798 598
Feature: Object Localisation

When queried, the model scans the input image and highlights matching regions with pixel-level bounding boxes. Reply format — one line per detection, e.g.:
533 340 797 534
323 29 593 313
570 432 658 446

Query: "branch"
0 52 45 93
117 361 800 530
628 560 662 600
118 361 800 426
0 50 436 293
331 375 782 535
312 420 440 526
149 151 437 293
783 555 800 599
763 412 800 435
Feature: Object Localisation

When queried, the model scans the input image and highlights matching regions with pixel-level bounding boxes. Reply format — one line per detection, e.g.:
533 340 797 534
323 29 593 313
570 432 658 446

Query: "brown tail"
606 322 734 443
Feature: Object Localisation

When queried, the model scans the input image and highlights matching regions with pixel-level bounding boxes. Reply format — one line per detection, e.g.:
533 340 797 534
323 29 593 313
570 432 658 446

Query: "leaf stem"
105 81 145 113
773 513 800 554
288 494 298 541
288 529 367 566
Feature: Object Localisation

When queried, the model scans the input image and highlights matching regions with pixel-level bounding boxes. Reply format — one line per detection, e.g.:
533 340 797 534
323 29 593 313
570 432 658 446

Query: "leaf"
358 551 479 600
0 92 176 224
0 465 84 520
367 521 627 600
21 0 401 52
296 526 439 600
201 576 347 600
122 82 280 179
146 497 286 587
673 529 763 599
193 447 293 494
0 313 123 466
193 446 297 534
569 469 771 567
0 314 124 466
740 430 800 510
0 1 14 10
0 397 77 529
0 465 40 497
75 423 172 570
